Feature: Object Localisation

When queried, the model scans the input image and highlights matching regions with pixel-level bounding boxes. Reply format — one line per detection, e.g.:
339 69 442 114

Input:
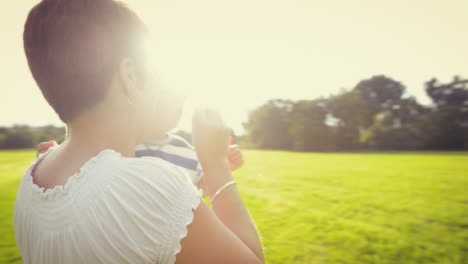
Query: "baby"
37 90 244 194
131 90 243 193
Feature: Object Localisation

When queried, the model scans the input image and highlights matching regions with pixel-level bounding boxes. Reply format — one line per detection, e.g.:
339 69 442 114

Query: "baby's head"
154 89 186 136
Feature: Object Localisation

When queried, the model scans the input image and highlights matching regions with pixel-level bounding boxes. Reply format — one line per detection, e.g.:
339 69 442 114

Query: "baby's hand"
228 145 244 171
37 140 58 157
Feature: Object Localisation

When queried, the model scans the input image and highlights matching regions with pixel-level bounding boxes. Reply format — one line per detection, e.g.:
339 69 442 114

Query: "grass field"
1 150 467 264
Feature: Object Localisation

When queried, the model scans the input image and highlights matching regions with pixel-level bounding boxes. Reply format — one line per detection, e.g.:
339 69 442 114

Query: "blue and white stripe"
134 135 203 185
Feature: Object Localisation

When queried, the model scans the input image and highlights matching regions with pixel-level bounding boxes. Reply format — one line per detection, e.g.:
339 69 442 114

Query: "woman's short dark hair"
24 0 148 122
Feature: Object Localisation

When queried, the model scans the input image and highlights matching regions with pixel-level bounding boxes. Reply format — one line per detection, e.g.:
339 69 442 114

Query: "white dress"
14 149 202 264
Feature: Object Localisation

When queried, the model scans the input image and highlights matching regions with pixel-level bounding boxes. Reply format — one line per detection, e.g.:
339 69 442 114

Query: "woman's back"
14 149 202 264
18 0 263 261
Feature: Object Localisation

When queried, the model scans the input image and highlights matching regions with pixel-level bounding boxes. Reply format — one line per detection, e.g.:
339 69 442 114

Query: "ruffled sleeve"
89 156 203 264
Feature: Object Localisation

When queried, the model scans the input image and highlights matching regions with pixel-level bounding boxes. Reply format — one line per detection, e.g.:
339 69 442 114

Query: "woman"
14 0 264 263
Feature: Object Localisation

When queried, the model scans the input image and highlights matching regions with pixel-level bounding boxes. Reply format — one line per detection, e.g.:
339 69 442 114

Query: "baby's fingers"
37 140 58 157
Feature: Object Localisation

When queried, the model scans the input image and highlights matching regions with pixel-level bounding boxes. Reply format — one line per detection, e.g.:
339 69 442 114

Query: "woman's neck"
65 113 139 158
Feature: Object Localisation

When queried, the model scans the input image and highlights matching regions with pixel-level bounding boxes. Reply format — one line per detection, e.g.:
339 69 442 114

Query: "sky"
1 0 467 133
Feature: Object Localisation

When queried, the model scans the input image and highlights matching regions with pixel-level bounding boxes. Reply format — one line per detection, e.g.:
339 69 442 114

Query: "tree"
361 97 428 150
327 75 407 150
0 125 66 150
423 76 468 150
426 76 468 110
327 90 369 149
2 130 36 149
354 75 405 125
243 75 467 151
244 99 293 150
288 99 334 151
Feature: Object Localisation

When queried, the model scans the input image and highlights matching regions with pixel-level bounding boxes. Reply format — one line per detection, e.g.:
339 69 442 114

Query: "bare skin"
177 108 263 263
37 139 244 198
37 141 244 171
32 58 263 263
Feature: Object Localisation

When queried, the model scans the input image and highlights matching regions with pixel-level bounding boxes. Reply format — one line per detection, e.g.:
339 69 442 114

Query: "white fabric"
134 137 197 161
14 149 202 264
134 135 203 186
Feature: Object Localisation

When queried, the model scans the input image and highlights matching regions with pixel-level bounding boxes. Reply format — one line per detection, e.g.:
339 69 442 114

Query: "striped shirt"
134 134 203 185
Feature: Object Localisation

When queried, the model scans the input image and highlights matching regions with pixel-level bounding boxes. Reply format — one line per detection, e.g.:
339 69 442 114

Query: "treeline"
1 75 467 151
0 125 193 150
243 75 468 151
0 125 65 150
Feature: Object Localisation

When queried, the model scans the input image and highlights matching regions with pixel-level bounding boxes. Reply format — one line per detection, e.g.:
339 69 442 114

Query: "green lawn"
0 150 35 264
1 150 467 264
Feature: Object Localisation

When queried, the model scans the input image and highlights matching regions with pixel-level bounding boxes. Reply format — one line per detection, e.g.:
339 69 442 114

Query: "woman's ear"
118 58 138 98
